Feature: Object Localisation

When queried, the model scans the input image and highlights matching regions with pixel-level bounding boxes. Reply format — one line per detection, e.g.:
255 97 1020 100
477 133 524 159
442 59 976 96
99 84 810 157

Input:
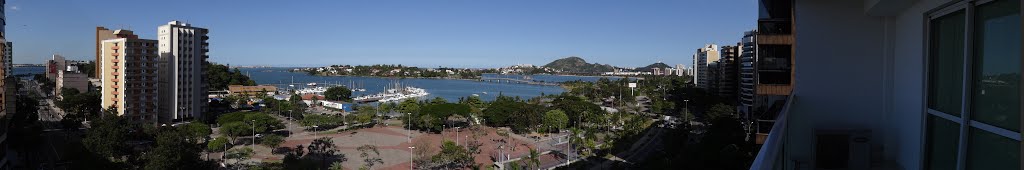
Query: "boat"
472 94 480 97
295 86 328 94
307 82 318 86
353 82 429 103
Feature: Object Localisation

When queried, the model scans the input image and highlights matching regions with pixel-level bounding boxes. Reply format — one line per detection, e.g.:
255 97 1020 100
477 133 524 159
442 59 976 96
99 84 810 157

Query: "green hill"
543 57 615 74
636 62 672 72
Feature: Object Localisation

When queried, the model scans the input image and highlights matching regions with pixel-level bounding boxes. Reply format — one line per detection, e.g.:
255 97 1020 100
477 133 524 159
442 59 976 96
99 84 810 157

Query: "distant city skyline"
6 0 755 68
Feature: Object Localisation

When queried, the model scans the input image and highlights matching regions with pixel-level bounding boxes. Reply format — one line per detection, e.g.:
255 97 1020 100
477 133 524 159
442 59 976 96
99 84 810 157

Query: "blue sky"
6 0 756 68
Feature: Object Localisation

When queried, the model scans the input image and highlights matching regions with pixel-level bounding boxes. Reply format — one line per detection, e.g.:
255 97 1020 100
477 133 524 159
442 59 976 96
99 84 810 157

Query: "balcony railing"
750 93 795 170
758 18 792 35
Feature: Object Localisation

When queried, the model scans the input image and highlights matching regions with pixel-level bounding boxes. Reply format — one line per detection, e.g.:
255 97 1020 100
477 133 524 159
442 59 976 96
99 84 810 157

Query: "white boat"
307 83 318 86
354 86 429 103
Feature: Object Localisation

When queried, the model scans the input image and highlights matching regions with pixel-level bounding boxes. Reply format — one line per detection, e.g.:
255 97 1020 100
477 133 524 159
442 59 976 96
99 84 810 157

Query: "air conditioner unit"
813 129 872 170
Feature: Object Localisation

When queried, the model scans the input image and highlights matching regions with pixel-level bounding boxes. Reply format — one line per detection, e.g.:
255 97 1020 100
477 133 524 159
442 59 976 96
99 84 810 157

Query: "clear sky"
6 0 756 68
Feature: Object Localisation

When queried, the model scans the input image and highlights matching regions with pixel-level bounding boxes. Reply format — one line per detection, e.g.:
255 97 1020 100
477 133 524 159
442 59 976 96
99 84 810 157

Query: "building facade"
157 21 209 122
718 45 740 103
56 65 89 99
46 55 65 81
97 27 139 78
100 31 161 125
738 30 757 122
693 44 720 90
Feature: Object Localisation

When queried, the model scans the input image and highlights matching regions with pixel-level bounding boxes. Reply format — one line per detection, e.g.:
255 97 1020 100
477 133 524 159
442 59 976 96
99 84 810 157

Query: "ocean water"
239 68 588 102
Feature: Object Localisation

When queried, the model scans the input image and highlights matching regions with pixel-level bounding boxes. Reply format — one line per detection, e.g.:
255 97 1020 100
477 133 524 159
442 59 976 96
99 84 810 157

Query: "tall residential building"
0 0 10 167
97 27 138 78
717 45 739 104
46 55 65 80
157 21 208 122
738 30 757 122
675 64 686 76
100 30 161 125
692 44 720 89
751 0 1023 169
2 42 9 77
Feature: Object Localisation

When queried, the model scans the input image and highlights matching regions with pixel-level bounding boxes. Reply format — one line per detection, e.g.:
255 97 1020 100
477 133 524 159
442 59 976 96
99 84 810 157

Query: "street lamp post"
251 120 257 147
684 99 690 128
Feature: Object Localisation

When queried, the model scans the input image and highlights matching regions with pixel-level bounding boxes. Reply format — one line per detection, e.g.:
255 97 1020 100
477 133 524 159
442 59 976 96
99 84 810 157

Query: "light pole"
251 120 257 147
684 99 690 128
406 112 413 170
408 146 415 170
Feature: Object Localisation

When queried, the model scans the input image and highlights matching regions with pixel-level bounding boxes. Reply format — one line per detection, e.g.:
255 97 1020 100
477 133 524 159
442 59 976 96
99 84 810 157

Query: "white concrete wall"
885 0 950 169
790 0 888 167
789 0 955 169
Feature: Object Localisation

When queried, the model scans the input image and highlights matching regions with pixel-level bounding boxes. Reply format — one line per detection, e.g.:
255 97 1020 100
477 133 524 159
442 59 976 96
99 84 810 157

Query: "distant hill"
636 62 672 72
543 57 615 73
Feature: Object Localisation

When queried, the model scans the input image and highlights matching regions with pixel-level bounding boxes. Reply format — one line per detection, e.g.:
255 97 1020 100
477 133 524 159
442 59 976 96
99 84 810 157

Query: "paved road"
594 124 665 169
25 79 65 130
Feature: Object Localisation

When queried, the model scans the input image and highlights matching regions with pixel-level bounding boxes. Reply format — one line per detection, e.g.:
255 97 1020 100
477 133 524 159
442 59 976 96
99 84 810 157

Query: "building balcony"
111 46 120 50
750 95 793 170
112 52 120 57
758 18 791 35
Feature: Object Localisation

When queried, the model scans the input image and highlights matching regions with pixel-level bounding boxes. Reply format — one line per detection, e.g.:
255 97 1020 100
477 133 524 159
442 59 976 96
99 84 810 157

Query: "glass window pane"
966 128 1020 169
972 0 1021 132
924 115 960 170
929 10 966 116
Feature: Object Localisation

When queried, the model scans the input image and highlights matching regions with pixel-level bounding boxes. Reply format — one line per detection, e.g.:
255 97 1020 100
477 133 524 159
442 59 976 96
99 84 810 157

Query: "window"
924 0 1021 169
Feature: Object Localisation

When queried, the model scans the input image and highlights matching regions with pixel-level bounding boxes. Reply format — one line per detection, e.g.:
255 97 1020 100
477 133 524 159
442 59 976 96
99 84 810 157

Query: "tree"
220 122 251 141
329 161 345 170
208 137 230 152
323 86 352 102
145 127 203 170
226 147 255 165
431 140 472 169
308 137 344 169
261 134 285 150
706 103 735 121
526 148 541 169
542 109 569 133
398 99 421 114
83 111 132 162
182 122 212 143
429 97 448 105
357 145 384 170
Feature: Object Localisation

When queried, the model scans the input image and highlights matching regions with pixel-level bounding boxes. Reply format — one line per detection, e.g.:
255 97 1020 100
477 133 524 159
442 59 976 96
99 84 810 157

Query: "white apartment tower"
693 44 720 89
158 21 209 122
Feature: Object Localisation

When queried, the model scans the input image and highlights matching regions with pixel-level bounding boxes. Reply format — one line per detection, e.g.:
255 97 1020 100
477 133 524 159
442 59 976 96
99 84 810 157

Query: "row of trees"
206 61 257 90
77 111 216 169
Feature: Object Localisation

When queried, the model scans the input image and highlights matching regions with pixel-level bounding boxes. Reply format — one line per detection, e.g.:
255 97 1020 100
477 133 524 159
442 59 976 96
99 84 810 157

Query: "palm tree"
329 161 344 170
527 148 541 169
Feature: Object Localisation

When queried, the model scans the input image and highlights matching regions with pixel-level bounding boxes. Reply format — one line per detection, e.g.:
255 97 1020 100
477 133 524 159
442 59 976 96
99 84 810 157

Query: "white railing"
750 94 795 170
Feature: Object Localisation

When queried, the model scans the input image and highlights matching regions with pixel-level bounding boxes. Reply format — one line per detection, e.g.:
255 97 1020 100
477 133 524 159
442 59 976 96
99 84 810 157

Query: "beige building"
96 27 137 78
100 30 161 125
56 65 90 99
693 44 720 90
158 21 209 121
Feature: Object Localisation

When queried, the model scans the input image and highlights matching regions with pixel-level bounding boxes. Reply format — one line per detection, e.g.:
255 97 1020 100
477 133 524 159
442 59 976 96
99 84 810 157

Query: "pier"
479 75 561 86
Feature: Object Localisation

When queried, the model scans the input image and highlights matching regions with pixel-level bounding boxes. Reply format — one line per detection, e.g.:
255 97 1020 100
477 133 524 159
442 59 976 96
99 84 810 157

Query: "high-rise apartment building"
675 64 686 76
157 21 208 122
100 30 161 125
0 0 10 167
693 44 720 90
738 30 757 122
97 27 138 78
3 42 9 77
46 55 65 81
717 45 739 103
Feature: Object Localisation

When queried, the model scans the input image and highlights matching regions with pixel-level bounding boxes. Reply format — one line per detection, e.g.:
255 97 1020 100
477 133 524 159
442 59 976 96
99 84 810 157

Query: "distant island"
294 64 483 79
296 56 683 78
